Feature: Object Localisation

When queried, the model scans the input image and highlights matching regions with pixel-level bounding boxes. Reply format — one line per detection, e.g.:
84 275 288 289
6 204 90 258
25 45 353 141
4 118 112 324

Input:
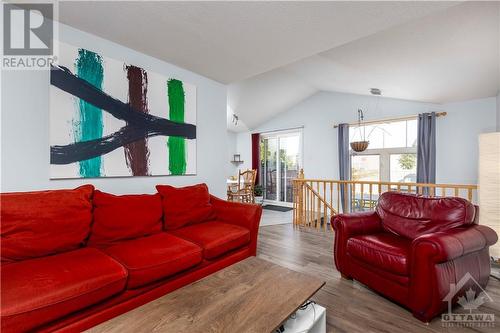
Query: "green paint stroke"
167 79 186 175
74 49 104 178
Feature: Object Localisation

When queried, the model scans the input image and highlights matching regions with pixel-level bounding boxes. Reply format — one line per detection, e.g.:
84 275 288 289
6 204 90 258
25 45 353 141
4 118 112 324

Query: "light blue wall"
237 91 497 185
1 23 228 197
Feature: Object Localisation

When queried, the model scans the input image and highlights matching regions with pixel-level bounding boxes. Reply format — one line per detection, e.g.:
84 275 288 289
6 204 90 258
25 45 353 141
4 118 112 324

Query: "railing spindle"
291 178 477 231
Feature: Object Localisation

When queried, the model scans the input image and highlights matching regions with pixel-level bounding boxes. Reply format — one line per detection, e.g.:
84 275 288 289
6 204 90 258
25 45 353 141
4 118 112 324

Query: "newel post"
297 169 304 226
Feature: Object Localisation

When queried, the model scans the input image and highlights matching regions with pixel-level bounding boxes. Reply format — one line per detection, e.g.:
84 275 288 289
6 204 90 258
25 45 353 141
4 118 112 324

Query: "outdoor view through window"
350 119 417 184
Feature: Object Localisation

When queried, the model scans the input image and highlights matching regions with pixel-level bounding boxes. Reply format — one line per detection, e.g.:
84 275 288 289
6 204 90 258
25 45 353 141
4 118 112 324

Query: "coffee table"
87 257 325 333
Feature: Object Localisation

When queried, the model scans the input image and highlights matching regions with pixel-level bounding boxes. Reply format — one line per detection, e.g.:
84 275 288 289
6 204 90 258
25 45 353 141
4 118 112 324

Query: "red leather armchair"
332 192 498 322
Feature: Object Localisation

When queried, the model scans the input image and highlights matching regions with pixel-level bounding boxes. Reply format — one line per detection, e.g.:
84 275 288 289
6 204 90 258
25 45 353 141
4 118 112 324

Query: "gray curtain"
417 112 436 191
338 123 350 213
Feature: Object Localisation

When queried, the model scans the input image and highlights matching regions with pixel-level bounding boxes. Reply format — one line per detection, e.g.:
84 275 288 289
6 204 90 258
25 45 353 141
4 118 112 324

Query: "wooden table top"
87 257 325 333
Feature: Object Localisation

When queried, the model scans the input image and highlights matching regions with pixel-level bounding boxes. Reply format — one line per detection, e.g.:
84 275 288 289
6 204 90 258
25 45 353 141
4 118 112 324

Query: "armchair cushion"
377 192 476 239
347 233 410 276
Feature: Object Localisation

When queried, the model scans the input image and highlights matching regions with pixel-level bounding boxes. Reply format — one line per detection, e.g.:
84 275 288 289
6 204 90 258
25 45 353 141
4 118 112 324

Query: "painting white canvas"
50 42 196 179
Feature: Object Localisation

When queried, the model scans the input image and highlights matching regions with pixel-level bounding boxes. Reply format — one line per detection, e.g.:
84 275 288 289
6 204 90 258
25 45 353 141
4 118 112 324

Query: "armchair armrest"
332 211 383 237
409 225 497 321
332 211 383 276
412 225 498 263
210 195 262 255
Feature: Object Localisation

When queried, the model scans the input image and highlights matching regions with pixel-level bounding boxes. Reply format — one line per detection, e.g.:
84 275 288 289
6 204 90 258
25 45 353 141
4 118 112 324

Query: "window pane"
382 121 407 148
406 119 418 148
390 154 417 183
262 138 277 201
350 119 418 149
279 135 300 203
351 155 380 181
350 124 383 149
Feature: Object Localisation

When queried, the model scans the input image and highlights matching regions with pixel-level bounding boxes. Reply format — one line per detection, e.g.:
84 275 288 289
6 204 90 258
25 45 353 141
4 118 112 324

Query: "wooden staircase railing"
292 169 478 230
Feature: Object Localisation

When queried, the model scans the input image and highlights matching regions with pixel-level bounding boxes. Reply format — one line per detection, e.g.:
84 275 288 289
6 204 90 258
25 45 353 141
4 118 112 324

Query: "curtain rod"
254 126 304 135
332 112 447 128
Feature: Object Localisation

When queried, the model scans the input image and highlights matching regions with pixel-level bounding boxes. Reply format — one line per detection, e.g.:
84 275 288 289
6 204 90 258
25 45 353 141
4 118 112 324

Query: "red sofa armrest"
411 224 498 263
332 211 383 276
210 195 262 256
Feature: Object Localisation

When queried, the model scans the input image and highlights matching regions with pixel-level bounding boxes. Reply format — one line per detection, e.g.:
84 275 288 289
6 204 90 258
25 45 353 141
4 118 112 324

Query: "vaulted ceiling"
59 1 499 131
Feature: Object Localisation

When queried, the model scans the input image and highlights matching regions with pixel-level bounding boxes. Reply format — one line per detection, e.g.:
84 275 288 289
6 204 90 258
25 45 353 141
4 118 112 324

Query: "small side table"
281 303 326 333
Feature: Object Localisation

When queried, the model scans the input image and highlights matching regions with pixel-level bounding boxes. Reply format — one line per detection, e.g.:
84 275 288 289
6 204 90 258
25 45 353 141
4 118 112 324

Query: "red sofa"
1 184 262 332
333 191 497 322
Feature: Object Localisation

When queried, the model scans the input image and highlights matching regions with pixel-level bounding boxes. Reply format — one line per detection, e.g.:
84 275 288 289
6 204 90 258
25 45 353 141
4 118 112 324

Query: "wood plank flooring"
257 224 500 333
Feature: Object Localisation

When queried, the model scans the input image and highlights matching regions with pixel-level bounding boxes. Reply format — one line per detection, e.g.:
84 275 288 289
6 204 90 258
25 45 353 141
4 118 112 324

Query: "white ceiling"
58 1 499 131
229 1 500 130
59 1 458 83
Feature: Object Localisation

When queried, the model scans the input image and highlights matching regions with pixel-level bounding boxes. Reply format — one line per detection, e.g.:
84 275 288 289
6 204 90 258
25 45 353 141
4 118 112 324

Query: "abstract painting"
50 42 196 178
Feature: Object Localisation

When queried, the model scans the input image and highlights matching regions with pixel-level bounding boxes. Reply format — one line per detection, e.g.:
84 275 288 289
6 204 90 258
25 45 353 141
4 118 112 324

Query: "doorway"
260 129 302 206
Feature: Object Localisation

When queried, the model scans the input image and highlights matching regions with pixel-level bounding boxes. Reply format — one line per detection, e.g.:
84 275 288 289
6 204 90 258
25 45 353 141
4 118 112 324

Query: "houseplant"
254 185 264 205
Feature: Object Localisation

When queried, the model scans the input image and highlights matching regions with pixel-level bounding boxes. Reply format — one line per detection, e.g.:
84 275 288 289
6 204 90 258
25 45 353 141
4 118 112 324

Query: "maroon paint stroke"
124 65 150 176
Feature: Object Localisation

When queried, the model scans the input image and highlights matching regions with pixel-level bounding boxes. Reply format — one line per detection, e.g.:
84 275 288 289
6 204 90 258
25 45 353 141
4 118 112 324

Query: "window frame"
349 117 418 183
351 147 417 182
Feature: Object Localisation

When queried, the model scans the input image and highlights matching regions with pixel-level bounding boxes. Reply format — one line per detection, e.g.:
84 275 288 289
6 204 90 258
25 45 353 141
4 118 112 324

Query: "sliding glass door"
261 130 302 205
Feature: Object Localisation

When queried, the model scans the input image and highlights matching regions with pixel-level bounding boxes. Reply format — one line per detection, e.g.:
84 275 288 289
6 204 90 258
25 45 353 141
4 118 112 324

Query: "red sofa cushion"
0 248 127 332
170 221 251 259
88 191 163 247
347 233 410 276
156 183 216 230
102 233 203 289
0 185 94 262
376 192 476 239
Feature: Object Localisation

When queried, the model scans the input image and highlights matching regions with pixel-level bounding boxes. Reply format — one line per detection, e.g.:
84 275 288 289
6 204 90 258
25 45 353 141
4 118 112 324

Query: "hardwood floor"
257 224 500 333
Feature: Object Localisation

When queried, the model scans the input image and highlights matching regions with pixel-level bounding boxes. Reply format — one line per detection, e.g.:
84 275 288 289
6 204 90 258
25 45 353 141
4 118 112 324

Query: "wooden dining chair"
227 169 257 203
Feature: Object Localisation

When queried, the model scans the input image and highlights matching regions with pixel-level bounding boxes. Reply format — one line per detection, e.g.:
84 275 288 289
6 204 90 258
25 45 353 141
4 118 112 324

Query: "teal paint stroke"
74 49 104 177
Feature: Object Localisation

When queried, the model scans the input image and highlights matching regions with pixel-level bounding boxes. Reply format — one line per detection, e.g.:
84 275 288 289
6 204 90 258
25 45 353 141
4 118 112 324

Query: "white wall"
1 23 228 197
226 131 238 178
237 91 497 185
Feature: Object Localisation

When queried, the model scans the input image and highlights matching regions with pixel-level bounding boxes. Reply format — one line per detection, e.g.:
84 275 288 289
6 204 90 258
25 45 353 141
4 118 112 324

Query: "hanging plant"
350 109 369 152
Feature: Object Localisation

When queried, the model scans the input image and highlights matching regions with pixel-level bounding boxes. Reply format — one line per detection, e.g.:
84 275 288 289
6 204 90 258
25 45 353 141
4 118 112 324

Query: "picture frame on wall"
49 42 197 179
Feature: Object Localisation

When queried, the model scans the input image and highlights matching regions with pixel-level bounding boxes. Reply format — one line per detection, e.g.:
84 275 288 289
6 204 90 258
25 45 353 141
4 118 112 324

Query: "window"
390 154 417 183
350 119 417 183
351 155 380 182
